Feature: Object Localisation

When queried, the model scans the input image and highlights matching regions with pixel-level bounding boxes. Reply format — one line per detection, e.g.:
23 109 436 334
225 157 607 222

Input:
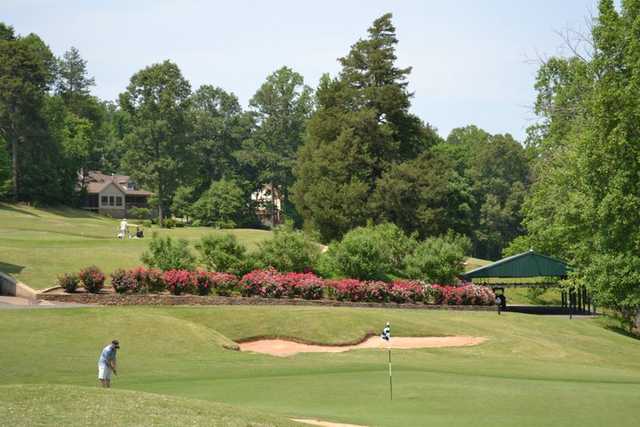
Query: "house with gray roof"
80 171 153 218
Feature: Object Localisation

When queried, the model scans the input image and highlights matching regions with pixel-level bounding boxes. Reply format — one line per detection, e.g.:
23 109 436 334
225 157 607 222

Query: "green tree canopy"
292 14 431 242
119 60 192 222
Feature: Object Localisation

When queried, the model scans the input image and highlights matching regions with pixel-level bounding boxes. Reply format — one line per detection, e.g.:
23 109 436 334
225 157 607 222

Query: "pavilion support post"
578 287 583 313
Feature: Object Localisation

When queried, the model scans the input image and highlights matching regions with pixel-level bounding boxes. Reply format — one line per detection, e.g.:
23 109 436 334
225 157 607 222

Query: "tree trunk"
11 134 18 200
158 184 164 225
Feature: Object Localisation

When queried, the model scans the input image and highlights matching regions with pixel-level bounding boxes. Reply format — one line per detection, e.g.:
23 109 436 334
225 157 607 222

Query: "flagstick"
388 347 393 401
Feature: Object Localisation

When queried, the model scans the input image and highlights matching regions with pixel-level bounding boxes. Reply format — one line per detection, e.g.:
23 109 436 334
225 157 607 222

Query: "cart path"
239 336 486 357
0 296 88 309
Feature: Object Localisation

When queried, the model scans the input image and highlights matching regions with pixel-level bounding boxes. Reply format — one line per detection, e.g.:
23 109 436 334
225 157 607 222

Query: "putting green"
1 306 639 426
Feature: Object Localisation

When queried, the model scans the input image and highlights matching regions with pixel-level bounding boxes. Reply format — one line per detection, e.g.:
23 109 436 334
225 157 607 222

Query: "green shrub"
195 234 248 275
142 220 152 228
403 236 466 284
141 234 195 271
56 273 80 293
128 207 151 220
254 224 320 273
322 223 414 280
162 218 177 229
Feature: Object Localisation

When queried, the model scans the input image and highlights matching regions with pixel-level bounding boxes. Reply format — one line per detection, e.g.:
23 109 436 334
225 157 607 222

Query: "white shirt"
120 220 128 232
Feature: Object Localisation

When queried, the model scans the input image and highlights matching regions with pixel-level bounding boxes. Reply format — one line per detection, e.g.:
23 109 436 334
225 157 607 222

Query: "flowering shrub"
163 269 194 295
431 284 495 305
209 272 239 296
111 269 137 294
327 279 368 302
388 280 426 303
192 270 215 296
364 281 390 302
57 273 80 293
130 267 165 293
79 266 105 293
240 269 324 300
282 272 325 300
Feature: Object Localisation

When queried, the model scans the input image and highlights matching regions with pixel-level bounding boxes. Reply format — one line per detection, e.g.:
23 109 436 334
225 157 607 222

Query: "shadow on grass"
0 261 25 275
0 203 39 217
604 324 640 341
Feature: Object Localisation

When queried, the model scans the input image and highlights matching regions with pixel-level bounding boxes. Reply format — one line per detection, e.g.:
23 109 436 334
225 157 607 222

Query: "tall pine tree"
292 14 429 242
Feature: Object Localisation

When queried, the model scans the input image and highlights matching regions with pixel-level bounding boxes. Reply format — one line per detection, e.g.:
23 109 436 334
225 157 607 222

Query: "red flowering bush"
57 273 80 293
192 270 216 296
111 269 136 294
388 280 426 303
79 266 105 293
431 284 495 305
163 269 194 295
209 272 238 296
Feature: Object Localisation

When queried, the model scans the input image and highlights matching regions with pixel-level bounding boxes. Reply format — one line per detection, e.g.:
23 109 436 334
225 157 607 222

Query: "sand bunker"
239 336 485 357
292 418 367 427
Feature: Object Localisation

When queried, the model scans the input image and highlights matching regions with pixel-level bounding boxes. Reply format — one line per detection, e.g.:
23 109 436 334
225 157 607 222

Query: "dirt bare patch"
292 418 367 427
239 336 486 357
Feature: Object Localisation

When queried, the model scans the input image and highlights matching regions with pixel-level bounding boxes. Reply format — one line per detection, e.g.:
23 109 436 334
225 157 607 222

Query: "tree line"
506 0 640 329
0 15 531 260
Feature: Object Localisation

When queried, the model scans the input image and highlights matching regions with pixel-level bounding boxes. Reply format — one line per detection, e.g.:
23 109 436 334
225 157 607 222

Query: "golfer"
98 339 119 388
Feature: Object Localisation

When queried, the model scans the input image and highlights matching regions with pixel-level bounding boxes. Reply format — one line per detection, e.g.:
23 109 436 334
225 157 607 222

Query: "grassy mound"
1 306 640 426
0 384 298 426
0 203 273 289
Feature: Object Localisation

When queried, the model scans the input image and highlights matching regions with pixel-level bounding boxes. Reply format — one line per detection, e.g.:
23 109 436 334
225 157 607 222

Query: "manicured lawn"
0 384 298 427
1 306 639 426
0 203 273 289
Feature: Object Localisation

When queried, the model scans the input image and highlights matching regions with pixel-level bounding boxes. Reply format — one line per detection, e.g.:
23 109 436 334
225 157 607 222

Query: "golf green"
1 305 638 426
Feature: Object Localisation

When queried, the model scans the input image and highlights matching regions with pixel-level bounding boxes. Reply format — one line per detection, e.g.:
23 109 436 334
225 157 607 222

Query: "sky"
3 0 598 141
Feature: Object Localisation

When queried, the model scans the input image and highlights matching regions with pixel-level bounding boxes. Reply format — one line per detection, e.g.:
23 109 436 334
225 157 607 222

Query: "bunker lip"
239 336 486 357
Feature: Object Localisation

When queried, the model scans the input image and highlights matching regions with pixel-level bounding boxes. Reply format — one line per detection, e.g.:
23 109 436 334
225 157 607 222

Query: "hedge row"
57 266 495 305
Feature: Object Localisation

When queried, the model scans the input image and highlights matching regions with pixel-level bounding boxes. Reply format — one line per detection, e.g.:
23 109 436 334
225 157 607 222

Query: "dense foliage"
141 234 195 271
254 224 321 273
508 0 640 329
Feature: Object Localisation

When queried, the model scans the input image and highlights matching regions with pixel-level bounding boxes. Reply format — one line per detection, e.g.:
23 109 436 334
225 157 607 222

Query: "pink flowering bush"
431 284 495 305
388 280 426 303
364 281 390 302
209 272 239 296
79 266 105 293
111 269 137 294
192 270 216 296
282 272 325 300
163 269 195 295
327 279 368 302
130 267 165 293
240 269 325 300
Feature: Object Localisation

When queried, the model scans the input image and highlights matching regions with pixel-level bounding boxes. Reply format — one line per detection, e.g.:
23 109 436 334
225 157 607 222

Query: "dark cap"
112 340 120 348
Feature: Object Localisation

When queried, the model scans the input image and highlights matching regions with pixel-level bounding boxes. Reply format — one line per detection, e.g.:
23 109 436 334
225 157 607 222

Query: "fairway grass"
0 384 299 426
0 203 273 289
1 306 639 426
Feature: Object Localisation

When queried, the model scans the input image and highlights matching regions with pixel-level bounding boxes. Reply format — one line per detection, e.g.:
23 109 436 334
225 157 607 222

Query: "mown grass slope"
0 203 272 289
0 384 299 426
1 306 639 427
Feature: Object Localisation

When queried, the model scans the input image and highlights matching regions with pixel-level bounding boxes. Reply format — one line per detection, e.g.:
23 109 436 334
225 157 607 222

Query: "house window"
116 196 123 207
109 196 115 206
101 196 108 206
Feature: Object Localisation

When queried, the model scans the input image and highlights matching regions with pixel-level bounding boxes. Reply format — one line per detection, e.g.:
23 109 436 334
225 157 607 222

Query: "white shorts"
98 364 112 380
